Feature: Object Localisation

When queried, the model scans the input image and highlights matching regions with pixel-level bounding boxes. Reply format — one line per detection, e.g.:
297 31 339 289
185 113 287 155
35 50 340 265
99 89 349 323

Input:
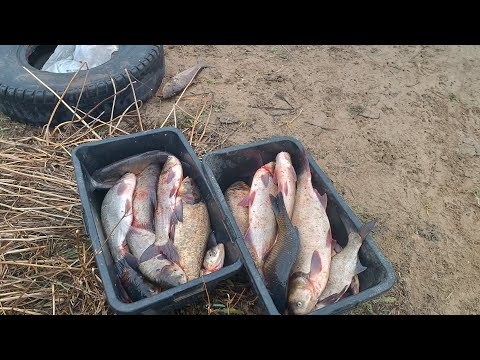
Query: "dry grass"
0 69 247 315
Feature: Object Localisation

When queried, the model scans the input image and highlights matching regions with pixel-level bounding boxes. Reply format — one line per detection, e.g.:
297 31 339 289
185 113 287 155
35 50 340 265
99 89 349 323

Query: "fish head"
161 155 182 175
158 264 187 288
202 243 225 272
288 274 316 315
178 176 201 204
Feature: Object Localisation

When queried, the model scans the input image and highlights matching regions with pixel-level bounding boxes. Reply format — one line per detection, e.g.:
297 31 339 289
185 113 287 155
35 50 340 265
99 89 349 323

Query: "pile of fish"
225 150 376 315
96 151 225 303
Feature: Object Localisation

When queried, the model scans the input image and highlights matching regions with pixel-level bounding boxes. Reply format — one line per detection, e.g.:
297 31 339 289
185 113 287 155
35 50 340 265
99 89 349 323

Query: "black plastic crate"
72 128 242 314
202 136 396 315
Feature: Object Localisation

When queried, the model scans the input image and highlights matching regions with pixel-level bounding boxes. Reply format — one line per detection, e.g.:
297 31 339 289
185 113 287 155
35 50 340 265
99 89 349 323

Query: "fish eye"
296 301 303 308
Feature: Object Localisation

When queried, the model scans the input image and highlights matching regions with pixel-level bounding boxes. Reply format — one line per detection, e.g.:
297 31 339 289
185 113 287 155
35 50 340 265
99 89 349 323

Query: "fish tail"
198 59 210 69
359 219 378 240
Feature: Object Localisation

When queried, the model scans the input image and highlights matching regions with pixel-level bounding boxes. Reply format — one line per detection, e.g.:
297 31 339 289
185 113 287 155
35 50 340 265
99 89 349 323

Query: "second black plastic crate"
72 128 243 314
202 136 396 315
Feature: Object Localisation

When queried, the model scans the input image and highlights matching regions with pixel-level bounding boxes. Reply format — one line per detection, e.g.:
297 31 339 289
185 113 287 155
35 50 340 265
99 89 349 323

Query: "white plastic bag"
41 45 119 73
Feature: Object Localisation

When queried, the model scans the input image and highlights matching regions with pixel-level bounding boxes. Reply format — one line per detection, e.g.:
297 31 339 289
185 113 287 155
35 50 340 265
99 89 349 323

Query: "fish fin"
238 190 256 208
207 231 217 248
124 253 139 271
174 197 183 223
355 258 367 275
272 170 278 185
310 250 322 277
359 219 378 240
261 173 270 187
139 244 165 263
317 285 349 308
158 241 180 263
289 165 297 182
169 186 177 198
244 226 254 247
139 242 179 264
326 227 333 247
314 188 327 209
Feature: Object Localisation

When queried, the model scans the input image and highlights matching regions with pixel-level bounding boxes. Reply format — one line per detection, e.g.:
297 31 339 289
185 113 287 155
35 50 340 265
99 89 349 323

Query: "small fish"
162 61 209 99
263 193 300 314
288 148 332 315
273 152 297 219
100 173 136 263
243 162 278 272
174 177 211 281
225 181 250 235
200 242 225 276
138 156 186 288
91 151 170 188
316 219 377 309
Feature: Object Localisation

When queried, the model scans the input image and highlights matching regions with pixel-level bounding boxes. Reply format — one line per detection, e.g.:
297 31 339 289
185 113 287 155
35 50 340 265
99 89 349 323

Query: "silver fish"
316 219 377 308
100 173 158 301
162 61 208 99
288 149 332 315
100 173 136 262
243 162 278 272
92 151 170 188
174 177 211 281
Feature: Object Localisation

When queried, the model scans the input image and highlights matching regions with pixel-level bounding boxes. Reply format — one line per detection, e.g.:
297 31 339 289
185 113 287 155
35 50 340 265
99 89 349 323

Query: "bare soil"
153 45 479 315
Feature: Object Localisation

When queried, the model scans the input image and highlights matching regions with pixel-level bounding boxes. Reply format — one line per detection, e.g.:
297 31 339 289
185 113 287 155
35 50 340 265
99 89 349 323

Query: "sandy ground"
143 45 479 315
1 45 478 315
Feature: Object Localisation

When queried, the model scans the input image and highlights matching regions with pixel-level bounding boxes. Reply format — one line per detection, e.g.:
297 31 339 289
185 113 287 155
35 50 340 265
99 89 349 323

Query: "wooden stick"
198 100 213 143
189 100 208 145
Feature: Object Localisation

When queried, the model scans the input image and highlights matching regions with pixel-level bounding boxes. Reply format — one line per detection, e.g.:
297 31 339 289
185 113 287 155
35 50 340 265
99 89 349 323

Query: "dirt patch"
151 45 480 315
